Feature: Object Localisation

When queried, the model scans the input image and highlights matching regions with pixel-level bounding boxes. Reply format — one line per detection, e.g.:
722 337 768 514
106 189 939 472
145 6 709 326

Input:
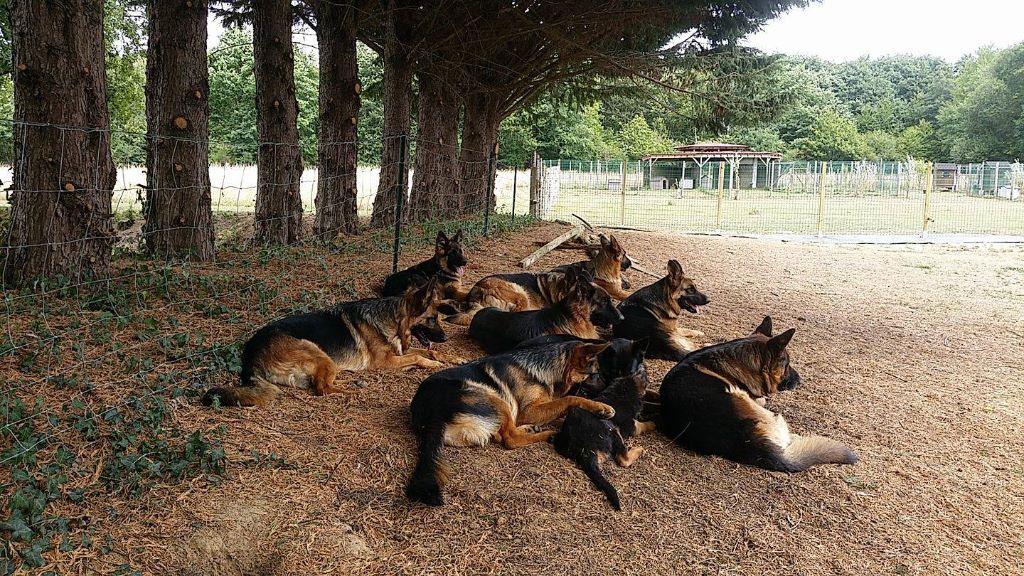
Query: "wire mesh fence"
534 157 1024 236
0 117 540 571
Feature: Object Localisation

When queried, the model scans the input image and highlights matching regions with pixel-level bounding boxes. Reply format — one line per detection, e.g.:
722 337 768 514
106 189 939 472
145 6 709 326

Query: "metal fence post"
716 161 725 232
391 132 407 273
620 159 627 226
922 162 933 237
816 161 827 237
483 143 496 236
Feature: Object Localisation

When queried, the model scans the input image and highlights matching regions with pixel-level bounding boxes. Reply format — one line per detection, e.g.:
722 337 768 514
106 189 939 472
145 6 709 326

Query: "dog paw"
517 424 543 434
592 403 616 419
421 359 444 370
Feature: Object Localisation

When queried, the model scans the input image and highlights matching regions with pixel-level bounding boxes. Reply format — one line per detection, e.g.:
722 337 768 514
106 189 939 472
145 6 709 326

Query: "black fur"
551 342 649 510
516 335 647 397
468 271 622 354
613 261 709 361
382 230 467 297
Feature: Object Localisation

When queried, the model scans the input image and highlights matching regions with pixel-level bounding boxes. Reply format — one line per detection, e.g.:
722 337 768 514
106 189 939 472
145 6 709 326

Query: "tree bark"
370 4 413 226
4 0 116 287
408 71 462 221
459 92 501 216
312 1 360 239
144 0 214 260
252 0 304 245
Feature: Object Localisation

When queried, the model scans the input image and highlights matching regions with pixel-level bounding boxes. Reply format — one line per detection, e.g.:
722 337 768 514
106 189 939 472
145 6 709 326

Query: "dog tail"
445 303 483 326
770 434 858 472
201 378 281 408
579 452 621 511
406 421 448 506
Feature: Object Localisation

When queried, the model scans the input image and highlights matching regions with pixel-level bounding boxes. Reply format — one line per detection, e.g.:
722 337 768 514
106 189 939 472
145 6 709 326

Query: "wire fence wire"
535 158 1024 236
0 118 532 535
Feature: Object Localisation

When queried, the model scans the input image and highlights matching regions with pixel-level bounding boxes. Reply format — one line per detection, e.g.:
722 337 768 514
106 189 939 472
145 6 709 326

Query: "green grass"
544 187 1024 235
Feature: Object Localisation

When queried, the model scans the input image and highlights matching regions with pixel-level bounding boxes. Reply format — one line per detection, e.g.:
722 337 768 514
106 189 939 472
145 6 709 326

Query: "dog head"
561 341 610 395
749 315 801 391
586 234 631 279
566 268 624 329
580 338 649 395
666 259 709 314
399 277 444 352
435 230 468 276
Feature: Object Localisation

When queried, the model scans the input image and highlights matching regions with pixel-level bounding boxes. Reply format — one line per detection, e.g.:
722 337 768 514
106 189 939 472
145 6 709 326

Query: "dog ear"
599 234 611 248
753 316 773 337
451 229 463 243
435 230 448 250
667 259 684 278
608 235 624 256
572 342 610 368
405 278 439 317
767 328 795 354
585 246 600 260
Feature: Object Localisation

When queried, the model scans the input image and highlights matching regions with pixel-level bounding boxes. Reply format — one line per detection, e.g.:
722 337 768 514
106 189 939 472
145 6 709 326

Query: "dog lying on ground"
552 234 633 299
613 259 709 360
552 364 655 511
657 316 858 472
467 269 623 354
406 340 614 506
381 230 469 300
201 278 460 408
515 334 650 398
445 233 632 326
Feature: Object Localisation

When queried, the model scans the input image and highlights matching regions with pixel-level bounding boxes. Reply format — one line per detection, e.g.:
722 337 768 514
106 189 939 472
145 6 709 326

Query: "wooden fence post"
922 162 933 236
817 161 828 236
620 159 627 226
529 151 540 218
716 161 725 232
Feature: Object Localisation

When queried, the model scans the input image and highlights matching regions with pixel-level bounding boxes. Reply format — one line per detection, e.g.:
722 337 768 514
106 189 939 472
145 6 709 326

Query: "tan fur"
633 420 657 435
616 445 644 467
256 335 342 395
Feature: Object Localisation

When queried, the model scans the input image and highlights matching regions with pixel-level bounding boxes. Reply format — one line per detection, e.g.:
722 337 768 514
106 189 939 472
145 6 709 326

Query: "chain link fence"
530 157 1024 236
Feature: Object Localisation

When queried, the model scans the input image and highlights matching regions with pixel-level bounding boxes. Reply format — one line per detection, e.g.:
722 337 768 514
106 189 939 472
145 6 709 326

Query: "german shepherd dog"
613 259 709 361
516 335 650 398
467 269 623 354
381 230 469 300
445 233 631 326
443 270 574 326
406 340 614 506
552 234 633 300
201 278 459 408
658 317 858 472
552 364 656 510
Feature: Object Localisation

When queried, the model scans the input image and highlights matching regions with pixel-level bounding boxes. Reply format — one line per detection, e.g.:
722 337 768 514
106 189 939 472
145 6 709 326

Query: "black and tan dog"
382 230 469 300
613 259 709 361
552 234 633 300
406 340 614 506
467 269 623 354
445 233 632 326
201 278 460 408
552 362 655 511
658 317 858 472
516 334 650 398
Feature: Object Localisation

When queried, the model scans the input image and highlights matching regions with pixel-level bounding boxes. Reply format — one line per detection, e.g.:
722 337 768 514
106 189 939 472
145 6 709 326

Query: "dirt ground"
10 222 1024 575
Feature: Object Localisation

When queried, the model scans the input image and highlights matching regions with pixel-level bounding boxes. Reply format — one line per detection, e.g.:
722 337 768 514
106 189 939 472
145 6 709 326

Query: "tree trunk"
252 0 304 245
144 0 214 260
459 93 501 216
4 0 116 287
370 4 413 227
313 1 360 239
408 72 461 221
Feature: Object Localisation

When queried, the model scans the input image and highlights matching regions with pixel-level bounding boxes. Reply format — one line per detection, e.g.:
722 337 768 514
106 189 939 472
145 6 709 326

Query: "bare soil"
9 222 1024 575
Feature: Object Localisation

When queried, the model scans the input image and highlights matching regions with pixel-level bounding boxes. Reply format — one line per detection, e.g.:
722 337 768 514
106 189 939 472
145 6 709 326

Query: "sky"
746 0 1024 62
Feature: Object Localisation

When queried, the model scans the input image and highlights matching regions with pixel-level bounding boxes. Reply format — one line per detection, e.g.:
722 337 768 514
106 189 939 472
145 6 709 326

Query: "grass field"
2 221 1023 574
545 186 1024 235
